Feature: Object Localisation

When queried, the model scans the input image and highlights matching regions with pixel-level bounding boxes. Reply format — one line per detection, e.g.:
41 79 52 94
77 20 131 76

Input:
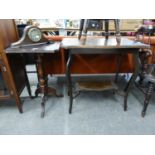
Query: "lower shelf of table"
75 81 118 92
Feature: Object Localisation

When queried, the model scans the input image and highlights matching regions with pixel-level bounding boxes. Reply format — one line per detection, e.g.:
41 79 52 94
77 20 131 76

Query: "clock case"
11 26 48 47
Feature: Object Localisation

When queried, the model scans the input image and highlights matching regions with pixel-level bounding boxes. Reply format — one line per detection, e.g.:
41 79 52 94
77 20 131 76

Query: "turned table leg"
35 54 46 118
35 54 63 118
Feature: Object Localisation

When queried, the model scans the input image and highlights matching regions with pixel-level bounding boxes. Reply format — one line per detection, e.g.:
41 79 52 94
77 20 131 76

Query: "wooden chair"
141 64 155 117
135 24 155 117
78 19 120 39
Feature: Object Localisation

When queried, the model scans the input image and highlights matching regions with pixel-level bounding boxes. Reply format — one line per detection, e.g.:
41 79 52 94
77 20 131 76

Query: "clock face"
28 28 42 42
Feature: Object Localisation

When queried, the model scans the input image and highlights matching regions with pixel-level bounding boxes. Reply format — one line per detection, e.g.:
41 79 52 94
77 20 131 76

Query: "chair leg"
105 20 109 39
78 19 85 39
83 19 88 37
138 52 147 85
141 82 154 117
139 50 151 85
114 19 120 37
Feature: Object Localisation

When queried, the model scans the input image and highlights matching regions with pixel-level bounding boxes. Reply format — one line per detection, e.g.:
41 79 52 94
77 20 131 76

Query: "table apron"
70 48 139 54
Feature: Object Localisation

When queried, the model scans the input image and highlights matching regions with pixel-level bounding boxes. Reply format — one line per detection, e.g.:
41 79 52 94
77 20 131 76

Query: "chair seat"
141 64 155 117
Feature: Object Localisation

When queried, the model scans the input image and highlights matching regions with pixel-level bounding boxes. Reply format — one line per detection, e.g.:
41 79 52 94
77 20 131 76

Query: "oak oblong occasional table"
61 37 150 114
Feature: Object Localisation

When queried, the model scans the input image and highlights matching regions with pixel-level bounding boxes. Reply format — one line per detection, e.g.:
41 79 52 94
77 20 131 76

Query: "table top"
5 37 150 54
5 42 60 54
61 37 150 49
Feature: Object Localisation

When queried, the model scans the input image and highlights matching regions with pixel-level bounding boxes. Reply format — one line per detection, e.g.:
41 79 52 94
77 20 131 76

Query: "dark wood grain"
61 37 149 49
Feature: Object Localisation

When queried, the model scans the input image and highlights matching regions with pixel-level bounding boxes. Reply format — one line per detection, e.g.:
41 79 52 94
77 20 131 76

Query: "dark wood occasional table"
5 42 63 118
61 37 150 114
